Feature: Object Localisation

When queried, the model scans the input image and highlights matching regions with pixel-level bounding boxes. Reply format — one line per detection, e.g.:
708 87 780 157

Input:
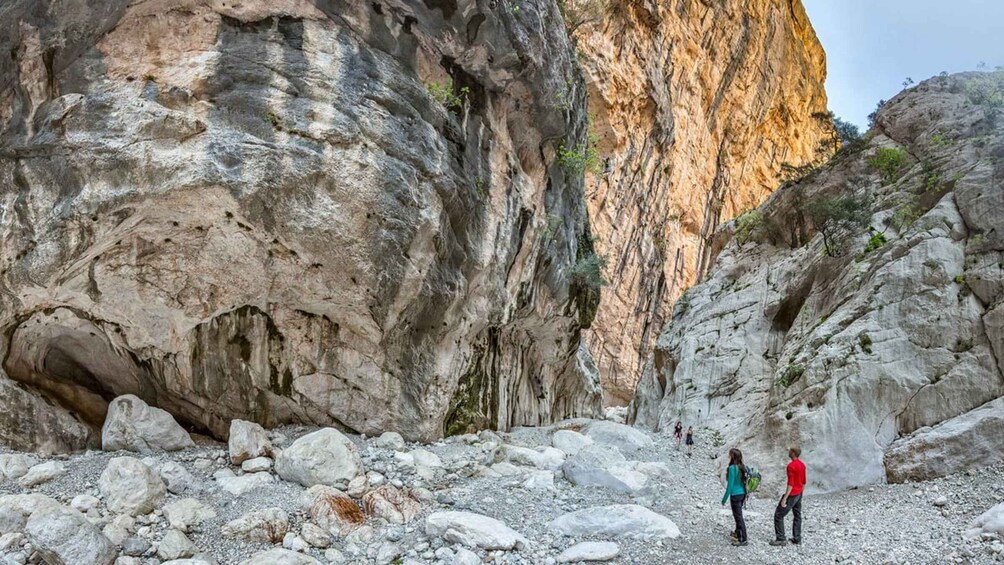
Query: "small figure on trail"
771 446 806 546
685 426 694 457
673 420 683 445
722 448 749 546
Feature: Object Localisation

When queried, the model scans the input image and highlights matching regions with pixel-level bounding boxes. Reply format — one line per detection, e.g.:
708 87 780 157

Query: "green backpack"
744 465 762 493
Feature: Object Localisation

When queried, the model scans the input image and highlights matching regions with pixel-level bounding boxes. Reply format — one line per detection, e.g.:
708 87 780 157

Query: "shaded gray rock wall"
630 71 1004 492
0 0 602 446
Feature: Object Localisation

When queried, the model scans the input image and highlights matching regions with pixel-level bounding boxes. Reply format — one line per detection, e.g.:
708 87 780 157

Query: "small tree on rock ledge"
803 195 872 257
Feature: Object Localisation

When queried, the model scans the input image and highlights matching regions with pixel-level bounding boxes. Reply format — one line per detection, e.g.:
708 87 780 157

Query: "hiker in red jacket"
771 446 806 546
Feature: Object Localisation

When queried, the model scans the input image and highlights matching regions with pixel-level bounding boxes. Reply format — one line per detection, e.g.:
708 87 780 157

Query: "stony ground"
0 416 1002 565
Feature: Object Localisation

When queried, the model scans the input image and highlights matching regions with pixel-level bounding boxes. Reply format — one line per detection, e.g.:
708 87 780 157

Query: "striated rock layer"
577 0 834 404
0 0 604 447
631 72 1004 492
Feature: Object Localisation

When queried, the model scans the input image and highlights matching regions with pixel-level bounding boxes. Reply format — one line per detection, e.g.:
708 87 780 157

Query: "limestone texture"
631 72 1004 492
0 0 601 445
575 0 834 403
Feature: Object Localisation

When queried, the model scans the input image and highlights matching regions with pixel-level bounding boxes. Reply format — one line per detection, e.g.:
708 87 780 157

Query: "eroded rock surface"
576 0 835 403
0 0 601 445
631 71 1004 492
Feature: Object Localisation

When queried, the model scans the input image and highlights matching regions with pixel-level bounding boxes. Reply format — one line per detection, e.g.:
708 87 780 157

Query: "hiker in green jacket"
722 448 749 546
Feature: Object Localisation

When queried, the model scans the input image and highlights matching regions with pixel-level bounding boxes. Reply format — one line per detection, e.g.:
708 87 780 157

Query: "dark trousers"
774 494 802 541
730 494 747 542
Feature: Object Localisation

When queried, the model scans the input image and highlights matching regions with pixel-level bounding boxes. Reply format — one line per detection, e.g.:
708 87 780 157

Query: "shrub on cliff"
869 147 909 183
803 195 871 256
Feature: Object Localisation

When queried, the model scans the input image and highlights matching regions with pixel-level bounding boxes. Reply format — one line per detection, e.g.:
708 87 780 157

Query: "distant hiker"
673 421 683 445
685 426 694 456
722 448 749 546
771 446 806 546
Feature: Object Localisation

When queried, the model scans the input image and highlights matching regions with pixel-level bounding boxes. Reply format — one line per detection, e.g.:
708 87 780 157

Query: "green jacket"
722 464 746 504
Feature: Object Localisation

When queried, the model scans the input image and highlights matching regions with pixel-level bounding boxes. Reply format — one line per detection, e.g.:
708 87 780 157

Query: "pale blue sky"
803 0 1004 129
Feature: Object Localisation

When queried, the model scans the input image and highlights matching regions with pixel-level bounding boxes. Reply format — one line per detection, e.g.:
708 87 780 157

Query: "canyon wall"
631 72 1004 492
578 0 835 404
0 0 604 448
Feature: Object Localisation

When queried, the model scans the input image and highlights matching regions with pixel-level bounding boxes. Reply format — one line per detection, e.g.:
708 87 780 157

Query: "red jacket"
787 459 806 496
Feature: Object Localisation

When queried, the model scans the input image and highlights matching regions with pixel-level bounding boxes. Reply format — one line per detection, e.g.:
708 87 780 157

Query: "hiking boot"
730 532 738 540
731 540 748 546
789 538 801 545
769 539 787 546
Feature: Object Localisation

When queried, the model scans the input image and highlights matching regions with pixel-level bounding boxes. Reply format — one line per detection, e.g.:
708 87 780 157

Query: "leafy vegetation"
890 197 921 233
867 99 886 128
570 253 607 290
858 333 873 354
734 210 765 245
963 71 1004 108
869 147 909 183
427 79 469 109
803 195 871 256
864 232 887 253
557 130 602 175
777 364 805 388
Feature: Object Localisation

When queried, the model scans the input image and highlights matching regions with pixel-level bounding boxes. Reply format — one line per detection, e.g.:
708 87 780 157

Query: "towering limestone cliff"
0 0 604 448
577 0 835 404
631 71 1004 492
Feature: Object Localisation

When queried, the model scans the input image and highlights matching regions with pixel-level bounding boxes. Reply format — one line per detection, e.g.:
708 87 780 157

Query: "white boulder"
302 485 364 535
163 499 217 533
275 428 364 488
18 461 66 488
241 457 272 473
550 504 680 540
0 494 60 534
213 469 274 496
0 454 38 482
502 445 565 470
239 548 322 565
101 395 194 452
228 420 273 465
300 522 331 548
582 421 652 451
557 541 620 562
157 529 198 560
373 432 406 450
25 505 116 565
159 461 198 494
522 470 555 490
551 430 593 456
561 444 648 494
425 511 528 550
99 457 166 516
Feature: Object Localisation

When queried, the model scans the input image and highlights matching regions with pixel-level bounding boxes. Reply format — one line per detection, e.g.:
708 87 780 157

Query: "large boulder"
550 430 593 456
25 505 117 565
362 486 421 524
98 457 166 516
163 499 217 533
582 421 652 452
501 445 565 470
425 511 528 550
0 494 60 535
222 508 289 544
0 373 95 454
102 395 194 452
275 429 364 488
561 445 648 494
18 461 66 488
213 469 274 496
0 454 38 482
228 420 272 465
302 485 364 535
557 541 620 563
550 504 680 540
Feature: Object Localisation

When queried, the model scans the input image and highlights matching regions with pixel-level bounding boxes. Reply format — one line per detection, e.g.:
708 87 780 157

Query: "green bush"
858 333 873 354
890 197 921 233
427 79 469 109
557 0 610 35
963 72 1004 108
869 147 909 183
570 253 607 290
557 131 601 175
777 363 805 388
803 195 871 256
954 274 967 285
864 232 887 253
734 210 765 244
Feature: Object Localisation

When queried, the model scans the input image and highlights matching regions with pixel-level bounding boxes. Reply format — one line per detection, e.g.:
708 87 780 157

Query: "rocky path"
0 399 1001 565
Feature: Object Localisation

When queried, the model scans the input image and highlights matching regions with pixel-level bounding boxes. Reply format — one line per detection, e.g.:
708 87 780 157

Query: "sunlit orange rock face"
577 0 835 404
